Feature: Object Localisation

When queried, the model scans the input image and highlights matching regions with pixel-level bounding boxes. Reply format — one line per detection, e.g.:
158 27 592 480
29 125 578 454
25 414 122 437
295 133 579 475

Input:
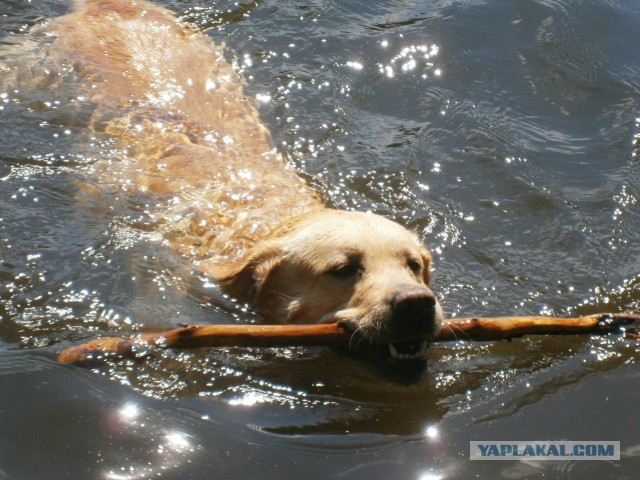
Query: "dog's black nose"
392 287 437 315
388 286 440 343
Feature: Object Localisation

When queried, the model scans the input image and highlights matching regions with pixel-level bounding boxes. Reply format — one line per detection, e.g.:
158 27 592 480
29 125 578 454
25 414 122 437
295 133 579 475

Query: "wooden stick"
56 323 353 367
57 313 640 367
438 313 640 341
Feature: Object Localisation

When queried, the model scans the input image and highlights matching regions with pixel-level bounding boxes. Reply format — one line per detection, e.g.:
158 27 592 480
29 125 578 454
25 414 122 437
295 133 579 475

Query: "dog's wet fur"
6 0 443 360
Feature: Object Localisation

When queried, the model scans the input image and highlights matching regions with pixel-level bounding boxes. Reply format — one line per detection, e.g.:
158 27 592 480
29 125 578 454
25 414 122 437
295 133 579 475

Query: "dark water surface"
1 0 640 478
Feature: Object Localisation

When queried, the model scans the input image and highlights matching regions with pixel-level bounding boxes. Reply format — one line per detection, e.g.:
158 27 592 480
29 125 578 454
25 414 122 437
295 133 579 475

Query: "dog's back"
41 0 320 263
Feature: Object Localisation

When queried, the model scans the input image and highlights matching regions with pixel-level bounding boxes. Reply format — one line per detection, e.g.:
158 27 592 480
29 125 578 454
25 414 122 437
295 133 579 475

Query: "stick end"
57 337 140 367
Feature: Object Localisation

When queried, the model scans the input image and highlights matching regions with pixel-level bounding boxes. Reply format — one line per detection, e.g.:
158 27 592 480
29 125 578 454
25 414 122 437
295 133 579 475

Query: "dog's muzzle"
386 286 442 360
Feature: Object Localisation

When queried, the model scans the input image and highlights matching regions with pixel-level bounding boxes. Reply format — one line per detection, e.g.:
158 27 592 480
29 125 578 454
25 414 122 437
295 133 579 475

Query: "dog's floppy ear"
419 245 433 287
199 241 284 302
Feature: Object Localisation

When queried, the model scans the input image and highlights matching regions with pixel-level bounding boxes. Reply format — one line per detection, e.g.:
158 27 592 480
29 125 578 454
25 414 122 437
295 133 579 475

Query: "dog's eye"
407 259 422 274
326 262 361 278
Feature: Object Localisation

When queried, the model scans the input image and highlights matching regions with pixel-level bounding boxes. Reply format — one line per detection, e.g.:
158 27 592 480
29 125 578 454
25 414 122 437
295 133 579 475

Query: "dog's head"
205 210 443 359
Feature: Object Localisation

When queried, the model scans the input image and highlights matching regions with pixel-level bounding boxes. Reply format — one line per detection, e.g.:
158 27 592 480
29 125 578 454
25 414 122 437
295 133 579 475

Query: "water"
1 0 639 478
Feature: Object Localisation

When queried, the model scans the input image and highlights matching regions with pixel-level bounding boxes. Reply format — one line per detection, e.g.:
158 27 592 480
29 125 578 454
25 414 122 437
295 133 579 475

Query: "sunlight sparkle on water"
119 403 140 422
229 392 264 406
378 42 441 79
424 425 439 440
420 471 444 480
256 93 272 103
163 431 192 453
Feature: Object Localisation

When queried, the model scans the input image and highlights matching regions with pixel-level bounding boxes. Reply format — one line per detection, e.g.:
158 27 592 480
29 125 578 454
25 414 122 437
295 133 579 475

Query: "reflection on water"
101 402 198 480
1 0 640 479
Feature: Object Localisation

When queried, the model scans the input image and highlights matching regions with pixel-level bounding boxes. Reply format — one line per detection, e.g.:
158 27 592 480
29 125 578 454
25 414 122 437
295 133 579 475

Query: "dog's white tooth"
390 342 428 360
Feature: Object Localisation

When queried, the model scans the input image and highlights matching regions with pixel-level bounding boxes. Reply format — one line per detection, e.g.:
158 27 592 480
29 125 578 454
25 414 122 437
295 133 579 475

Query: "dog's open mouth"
388 341 428 360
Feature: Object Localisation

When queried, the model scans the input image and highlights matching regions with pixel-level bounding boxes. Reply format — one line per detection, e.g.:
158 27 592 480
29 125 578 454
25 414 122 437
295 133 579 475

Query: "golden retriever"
18 0 443 359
